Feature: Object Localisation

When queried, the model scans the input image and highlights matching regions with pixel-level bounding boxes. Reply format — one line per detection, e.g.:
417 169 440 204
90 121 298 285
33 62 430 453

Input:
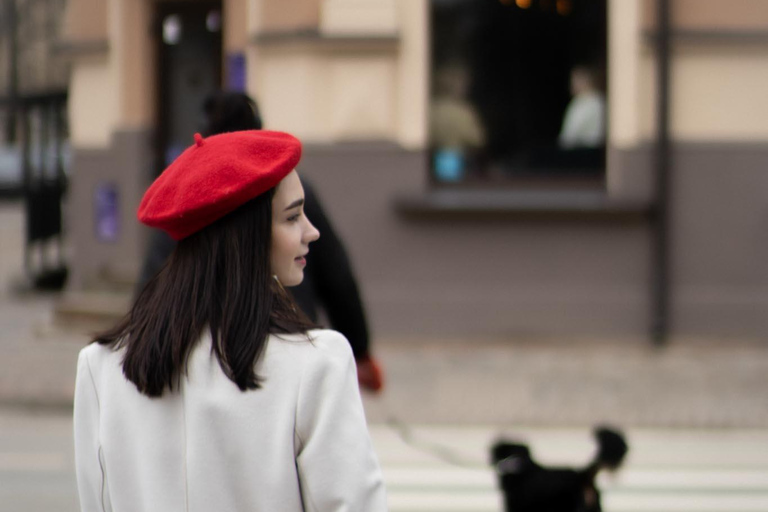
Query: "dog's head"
490 440 534 475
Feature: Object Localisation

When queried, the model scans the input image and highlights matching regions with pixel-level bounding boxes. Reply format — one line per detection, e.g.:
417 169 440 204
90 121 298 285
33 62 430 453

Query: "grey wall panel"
299 145 652 339
607 145 655 202
64 138 768 340
66 130 153 290
671 144 768 338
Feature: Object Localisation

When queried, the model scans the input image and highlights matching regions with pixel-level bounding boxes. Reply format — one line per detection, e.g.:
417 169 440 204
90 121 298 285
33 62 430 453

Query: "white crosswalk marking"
370 425 768 512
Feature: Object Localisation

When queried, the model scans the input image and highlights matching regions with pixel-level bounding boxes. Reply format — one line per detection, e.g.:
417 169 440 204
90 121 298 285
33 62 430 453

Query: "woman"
73 130 387 511
136 91 384 392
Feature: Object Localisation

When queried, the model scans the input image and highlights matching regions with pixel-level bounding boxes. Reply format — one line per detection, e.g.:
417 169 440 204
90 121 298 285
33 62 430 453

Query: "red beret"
138 130 301 240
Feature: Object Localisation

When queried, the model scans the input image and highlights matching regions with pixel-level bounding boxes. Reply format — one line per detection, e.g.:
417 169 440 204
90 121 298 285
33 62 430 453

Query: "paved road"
3 407 768 512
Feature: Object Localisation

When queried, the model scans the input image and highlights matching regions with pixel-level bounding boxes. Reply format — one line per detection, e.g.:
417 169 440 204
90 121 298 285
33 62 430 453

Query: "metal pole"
4 0 19 142
20 100 31 278
652 0 671 345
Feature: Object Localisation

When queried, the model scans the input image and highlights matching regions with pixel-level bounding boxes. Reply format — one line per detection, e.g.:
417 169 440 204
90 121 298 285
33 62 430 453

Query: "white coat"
74 329 387 512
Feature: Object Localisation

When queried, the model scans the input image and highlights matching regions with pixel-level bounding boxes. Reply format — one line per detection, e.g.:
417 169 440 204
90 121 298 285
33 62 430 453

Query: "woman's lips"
295 256 307 266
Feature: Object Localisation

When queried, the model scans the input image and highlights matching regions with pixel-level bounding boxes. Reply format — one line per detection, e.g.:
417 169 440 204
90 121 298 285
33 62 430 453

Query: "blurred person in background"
557 65 606 150
137 91 384 392
429 65 486 181
75 130 387 511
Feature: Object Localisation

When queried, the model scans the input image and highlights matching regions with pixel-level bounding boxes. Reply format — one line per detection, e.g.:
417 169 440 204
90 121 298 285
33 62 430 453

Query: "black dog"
490 427 628 512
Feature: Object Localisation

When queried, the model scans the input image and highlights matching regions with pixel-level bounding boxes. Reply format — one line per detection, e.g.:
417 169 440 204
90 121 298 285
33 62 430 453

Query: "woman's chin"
281 273 303 287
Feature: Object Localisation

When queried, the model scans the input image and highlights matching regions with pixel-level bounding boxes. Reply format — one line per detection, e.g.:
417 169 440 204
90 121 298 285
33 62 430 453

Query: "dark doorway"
155 1 223 175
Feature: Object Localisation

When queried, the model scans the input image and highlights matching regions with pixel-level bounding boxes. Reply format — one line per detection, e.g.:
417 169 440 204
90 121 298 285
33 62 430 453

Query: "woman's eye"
287 213 300 222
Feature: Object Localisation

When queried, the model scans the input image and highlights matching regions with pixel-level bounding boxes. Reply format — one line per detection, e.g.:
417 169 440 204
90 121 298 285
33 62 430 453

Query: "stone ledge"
53 291 130 331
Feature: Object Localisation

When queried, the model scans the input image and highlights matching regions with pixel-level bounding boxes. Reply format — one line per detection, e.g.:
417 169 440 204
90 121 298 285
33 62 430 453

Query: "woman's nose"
305 218 320 243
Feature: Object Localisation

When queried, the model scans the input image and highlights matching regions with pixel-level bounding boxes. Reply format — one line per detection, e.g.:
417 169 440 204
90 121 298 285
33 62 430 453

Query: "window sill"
394 189 653 222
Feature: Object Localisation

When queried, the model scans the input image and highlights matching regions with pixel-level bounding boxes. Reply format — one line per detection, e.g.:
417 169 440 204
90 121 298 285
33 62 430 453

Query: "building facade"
60 0 768 341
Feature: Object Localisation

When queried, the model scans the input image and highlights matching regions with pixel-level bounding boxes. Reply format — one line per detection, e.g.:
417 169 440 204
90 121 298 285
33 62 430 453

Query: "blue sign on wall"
94 182 119 242
227 53 246 92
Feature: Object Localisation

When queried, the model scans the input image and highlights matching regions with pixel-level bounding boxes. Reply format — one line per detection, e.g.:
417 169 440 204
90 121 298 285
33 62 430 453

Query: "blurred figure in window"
558 65 606 150
429 65 486 181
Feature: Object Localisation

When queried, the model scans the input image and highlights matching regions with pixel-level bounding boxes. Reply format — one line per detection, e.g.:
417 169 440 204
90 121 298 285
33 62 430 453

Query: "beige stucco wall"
248 51 332 140
253 0 321 32
64 0 114 149
69 59 119 149
639 45 768 142
326 56 397 140
247 0 427 146
609 0 768 154
643 0 768 31
67 0 154 147
621 0 768 143
394 0 428 149
249 47 399 142
608 0 643 150
320 0 398 35
225 0 249 52
66 0 768 152
112 0 154 130
608 0 768 200
61 0 108 43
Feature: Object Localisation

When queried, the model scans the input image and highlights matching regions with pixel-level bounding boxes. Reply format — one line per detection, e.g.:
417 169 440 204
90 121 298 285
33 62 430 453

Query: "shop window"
430 0 607 186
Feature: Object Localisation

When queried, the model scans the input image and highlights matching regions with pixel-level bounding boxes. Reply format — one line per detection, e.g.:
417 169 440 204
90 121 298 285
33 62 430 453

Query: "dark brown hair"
202 91 262 135
94 190 315 397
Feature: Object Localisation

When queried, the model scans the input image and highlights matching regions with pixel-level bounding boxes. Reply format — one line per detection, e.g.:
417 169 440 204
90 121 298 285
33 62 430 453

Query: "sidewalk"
363 335 768 428
2 202 768 427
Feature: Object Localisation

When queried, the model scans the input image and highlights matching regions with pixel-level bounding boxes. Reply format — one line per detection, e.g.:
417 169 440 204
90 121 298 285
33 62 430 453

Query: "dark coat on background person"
290 181 370 359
